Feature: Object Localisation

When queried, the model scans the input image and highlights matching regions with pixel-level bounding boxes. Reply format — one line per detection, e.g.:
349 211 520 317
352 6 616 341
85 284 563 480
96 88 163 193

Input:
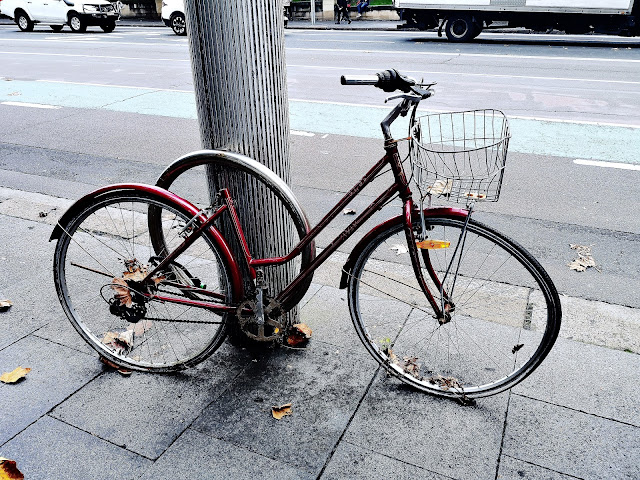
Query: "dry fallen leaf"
0 300 12 312
343 208 356 215
102 330 134 355
0 458 24 480
427 179 453 196
0 367 31 384
286 323 313 347
271 403 293 420
110 278 133 308
568 244 599 272
389 244 408 255
99 356 132 376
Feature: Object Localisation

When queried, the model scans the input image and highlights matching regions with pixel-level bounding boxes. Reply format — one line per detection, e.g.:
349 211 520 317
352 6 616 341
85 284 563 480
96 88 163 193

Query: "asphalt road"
1 24 639 307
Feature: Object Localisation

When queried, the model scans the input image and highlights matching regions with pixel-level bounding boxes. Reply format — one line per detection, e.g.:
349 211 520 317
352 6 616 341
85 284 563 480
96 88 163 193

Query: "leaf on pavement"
0 300 12 312
286 323 312 347
99 356 132 376
568 244 599 272
102 329 134 355
271 403 293 420
390 244 408 255
0 366 31 384
0 458 24 480
343 208 356 215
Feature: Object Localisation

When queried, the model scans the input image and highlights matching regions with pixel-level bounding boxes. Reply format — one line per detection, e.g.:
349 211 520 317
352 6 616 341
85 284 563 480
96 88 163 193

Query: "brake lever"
385 93 421 103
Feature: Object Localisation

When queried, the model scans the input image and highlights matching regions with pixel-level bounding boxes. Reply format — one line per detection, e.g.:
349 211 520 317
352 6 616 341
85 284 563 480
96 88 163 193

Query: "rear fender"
339 207 469 289
50 183 244 301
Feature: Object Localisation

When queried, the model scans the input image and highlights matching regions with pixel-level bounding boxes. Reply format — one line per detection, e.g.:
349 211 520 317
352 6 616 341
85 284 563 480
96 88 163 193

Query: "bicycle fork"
405 201 474 324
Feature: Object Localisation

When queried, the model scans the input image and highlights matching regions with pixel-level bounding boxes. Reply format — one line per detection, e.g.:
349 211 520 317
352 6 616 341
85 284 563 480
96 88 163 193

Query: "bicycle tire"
151 150 315 313
348 215 561 399
53 189 235 372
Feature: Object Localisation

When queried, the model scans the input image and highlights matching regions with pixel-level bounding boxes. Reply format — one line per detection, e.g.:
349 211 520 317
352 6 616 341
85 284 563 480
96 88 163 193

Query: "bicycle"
51 69 561 400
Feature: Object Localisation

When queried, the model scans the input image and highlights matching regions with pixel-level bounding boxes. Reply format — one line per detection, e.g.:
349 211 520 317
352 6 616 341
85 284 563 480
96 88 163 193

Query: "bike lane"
2 79 640 166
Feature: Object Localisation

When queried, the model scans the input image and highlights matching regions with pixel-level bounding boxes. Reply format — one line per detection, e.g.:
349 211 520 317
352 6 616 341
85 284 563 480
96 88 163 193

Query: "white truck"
394 0 640 42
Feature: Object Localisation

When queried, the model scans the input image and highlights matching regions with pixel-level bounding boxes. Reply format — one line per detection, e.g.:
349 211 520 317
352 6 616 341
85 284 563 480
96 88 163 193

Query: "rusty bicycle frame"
143 93 467 322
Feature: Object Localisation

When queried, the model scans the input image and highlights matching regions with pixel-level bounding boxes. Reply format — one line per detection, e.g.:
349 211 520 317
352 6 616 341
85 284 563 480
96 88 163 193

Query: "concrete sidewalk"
0 186 638 480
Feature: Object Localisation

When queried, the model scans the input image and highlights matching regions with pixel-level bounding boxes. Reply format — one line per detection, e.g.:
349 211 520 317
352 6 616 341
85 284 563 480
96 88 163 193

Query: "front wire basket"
410 109 510 203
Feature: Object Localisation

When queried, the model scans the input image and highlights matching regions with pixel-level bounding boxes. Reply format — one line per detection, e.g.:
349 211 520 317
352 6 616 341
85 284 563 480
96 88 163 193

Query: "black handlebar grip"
375 69 415 93
340 75 380 86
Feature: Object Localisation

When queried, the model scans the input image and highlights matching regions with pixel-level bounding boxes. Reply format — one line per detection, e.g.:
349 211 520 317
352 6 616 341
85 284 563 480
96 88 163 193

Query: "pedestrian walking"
335 0 351 24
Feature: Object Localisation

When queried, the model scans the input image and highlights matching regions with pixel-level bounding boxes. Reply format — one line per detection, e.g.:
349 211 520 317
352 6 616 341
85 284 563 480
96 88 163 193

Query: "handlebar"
341 69 435 142
341 69 417 93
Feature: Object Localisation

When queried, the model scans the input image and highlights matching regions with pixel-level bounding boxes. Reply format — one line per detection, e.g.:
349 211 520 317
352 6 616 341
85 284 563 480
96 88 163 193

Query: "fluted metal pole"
184 1 298 334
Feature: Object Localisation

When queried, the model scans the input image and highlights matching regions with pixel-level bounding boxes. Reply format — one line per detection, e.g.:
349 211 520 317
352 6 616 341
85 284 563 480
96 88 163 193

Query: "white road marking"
288 47 640 64
288 63 640 87
1 101 62 109
35 79 193 93
0 51 189 61
574 159 640 171
291 130 315 137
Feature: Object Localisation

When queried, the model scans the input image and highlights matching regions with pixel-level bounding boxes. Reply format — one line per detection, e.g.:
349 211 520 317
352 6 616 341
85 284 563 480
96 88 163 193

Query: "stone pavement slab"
0 335 101 445
322 441 450 479
513 336 640 427
191 342 378 475
50 344 251 460
138 428 310 480
0 415 151 480
497 456 577 480
344 377 509 480
503 395 640 480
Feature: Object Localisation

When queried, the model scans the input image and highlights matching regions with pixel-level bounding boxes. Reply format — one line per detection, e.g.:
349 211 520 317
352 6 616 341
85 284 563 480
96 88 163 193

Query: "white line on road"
574 159 640 171
35 79 193 93
0 51 189 61
1 101 62 109
288 47 640 64
291 130 315 137
288 63 640 87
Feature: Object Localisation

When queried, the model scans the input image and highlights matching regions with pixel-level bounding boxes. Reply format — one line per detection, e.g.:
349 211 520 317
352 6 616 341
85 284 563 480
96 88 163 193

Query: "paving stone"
191 342 378 474
497 455 577 480
299 284 362 349
51 343 252 459
0 335 100 445
513 336 640 426
0 215 57 349
321 441 451 480
0 415 150 480
139 427 312 480
344 377 509 480
503 395 640 480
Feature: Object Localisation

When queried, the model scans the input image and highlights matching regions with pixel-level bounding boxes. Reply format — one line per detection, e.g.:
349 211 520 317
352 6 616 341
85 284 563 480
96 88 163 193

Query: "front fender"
50 183 244 302
339 207 469 289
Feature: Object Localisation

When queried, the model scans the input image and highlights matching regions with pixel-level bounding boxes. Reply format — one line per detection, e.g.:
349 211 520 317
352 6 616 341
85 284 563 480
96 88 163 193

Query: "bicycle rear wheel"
53 190 235 372
348 216 561 399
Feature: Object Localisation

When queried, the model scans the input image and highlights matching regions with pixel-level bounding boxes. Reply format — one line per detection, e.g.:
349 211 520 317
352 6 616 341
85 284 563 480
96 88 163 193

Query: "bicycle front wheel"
348 216 561 399
53 190 235 372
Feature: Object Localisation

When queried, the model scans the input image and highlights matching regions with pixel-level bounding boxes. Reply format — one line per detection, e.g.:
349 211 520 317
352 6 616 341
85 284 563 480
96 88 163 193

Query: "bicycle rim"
54 192 234 372
348 216 560 398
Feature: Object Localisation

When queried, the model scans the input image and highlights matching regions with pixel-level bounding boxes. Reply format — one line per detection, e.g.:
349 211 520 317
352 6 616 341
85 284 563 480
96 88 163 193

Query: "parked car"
0 0 119 32
161 0 186 36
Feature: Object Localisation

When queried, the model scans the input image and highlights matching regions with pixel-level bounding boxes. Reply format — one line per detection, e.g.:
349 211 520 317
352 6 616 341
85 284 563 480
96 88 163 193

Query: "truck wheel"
16 11 34 32
69 13 86 33
101 22 116 33
170 13 187 36
445 14 478 42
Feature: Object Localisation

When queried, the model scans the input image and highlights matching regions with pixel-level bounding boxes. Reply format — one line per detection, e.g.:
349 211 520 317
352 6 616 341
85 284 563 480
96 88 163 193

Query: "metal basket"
410 109 510 203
